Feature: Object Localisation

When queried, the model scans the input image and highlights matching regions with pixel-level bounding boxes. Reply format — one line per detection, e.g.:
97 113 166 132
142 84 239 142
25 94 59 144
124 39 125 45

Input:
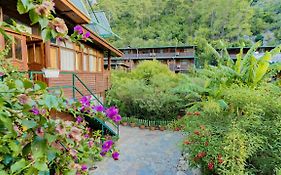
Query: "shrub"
107 60 186 120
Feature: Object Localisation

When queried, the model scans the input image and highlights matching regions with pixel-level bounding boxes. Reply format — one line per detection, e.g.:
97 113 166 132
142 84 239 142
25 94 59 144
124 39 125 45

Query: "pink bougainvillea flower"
93 105 104 112
18 94 29 105
112 115 122 123
102 140 114 152
69 127 82 142
112 151 119 160
88 140 94 148
74 25 83 34
83 31 91 39
106 107 119 119
81 164 88 171
80 96 91 107
51 141 64 151
208 161 214 170
0 72 5 77
76 116 83 124
40 109 47 115
69 148 78 157
55 124 66 135
36 127 44 138
35 0 55 16
30 106 40 115
49 18 68 34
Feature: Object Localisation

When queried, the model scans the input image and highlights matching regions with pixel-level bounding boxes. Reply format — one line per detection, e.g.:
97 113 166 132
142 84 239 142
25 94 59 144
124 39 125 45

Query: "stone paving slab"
90 126 184 175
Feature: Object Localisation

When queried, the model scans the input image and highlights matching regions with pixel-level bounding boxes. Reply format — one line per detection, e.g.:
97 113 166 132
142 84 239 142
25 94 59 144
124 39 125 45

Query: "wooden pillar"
108 51 111 71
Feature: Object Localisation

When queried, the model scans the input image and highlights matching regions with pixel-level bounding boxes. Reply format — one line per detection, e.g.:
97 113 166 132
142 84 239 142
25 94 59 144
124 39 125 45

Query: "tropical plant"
179 43 281 174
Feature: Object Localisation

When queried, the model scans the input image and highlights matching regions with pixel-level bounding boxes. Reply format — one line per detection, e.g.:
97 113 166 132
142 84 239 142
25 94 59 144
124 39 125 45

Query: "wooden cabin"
105 46 196 73
0 0 122 100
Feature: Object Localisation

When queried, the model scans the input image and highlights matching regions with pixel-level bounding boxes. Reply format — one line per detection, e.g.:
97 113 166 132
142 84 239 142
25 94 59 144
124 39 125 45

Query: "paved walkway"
90 126 184 175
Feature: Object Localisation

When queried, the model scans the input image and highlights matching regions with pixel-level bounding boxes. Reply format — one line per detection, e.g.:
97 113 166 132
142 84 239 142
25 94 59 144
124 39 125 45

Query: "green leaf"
0 112 15 134
0 170 8 175
31 138 47 161
20 0 30 8
41 28 53 42
21 119 37 130
47 151 56 162
39 18 49 30
3 155 13 165
11 159 27 173
24 167 37 175
17 0 28 14
34 161 48 171
9 141 22 157
34 81 47 91
44 95 59 109
23 80 33 89
15 80 24 90
29 9 40 25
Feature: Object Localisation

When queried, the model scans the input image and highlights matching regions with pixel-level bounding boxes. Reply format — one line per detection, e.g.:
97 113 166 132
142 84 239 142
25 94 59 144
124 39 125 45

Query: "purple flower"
102 140 114 152
112 152 119 160
80 96 91 107
76 116 83 124
93 105 104 112
74 25 83 34
0 72 4 77
84 134 89 138
81 164 88 171
106 107 119 119
83 31 91 39
30 106 40 115
112 115 122 123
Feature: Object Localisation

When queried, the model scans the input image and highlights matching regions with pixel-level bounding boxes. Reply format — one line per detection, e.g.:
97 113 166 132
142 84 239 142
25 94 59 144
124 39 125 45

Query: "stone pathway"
90 126 184 175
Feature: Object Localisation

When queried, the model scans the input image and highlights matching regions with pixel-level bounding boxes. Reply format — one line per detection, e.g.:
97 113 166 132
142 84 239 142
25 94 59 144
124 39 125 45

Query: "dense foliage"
106 60 187 120
0 38 121 175
96 0 281 47
173 44 281 174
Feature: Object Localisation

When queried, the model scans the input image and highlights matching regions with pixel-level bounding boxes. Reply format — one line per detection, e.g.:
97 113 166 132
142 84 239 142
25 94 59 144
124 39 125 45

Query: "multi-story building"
105 46 196 73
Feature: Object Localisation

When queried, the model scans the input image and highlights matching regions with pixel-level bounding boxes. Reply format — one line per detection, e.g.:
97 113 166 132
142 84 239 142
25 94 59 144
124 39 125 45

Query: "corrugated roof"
86 11 115 38
69 0 90 18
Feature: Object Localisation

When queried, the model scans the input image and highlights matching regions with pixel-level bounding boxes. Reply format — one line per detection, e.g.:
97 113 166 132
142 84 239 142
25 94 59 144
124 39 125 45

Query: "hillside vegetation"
96 0 281 48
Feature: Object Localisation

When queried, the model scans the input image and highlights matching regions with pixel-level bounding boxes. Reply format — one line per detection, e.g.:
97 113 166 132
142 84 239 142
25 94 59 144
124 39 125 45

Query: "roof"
54 0 91 24
83 25 123 57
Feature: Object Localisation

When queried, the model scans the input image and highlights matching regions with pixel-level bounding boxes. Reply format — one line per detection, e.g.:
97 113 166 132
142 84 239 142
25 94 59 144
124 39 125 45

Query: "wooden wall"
48 71 110 100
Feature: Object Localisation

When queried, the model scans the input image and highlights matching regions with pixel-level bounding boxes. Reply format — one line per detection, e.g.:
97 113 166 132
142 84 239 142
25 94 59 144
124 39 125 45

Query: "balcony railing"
123 52 195 59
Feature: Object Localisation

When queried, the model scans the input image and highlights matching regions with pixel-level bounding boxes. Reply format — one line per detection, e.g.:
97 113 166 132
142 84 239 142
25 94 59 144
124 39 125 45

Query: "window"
14 38 22 60
83 54 88 71
50 47 59 68
60 48 75 71
89 55 96 72
96 57 103 72
4 35 23 60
